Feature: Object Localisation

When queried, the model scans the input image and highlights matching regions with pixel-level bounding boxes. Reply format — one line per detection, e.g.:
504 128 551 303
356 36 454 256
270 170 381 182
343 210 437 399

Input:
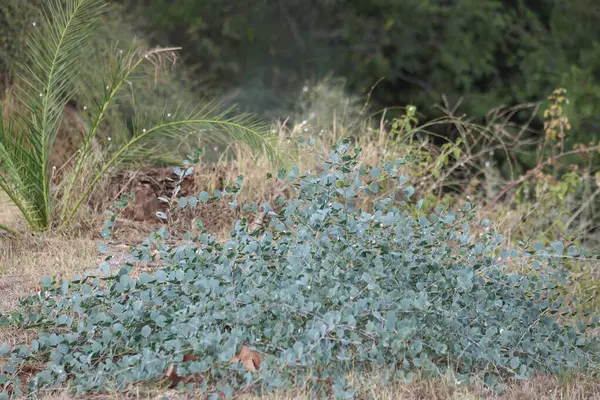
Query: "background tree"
2 0 600 170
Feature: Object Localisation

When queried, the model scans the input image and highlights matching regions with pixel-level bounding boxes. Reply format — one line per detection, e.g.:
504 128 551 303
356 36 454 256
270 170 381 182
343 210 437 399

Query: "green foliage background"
115 0 600 137
3 1 599 137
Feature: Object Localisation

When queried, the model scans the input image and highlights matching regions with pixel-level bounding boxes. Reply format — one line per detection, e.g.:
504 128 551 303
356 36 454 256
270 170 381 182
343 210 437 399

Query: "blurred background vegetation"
3 1 600 132
123 0 600 136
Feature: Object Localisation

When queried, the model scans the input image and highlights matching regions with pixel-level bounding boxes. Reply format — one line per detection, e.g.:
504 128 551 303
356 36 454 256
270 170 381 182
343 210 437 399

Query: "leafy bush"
0 141 598 398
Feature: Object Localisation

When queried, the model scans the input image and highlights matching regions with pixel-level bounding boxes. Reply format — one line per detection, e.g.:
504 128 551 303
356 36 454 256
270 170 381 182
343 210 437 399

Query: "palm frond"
58 44 232 227
122 101 281 167
0 0 105 230
57 44 181 221
1 0 283 230
64 101 282 224
0 109 39 229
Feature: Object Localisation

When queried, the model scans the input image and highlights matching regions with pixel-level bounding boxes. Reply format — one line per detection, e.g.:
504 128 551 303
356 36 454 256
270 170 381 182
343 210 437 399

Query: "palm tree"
0 0 279 233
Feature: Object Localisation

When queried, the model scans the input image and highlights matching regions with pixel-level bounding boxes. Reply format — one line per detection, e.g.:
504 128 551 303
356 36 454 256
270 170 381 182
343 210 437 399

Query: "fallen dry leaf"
231 345 264 372
165 353 199 388
183 353 198 362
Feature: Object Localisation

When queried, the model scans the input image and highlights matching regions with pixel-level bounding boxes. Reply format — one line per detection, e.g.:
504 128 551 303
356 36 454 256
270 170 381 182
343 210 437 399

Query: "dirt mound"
99 165 238 235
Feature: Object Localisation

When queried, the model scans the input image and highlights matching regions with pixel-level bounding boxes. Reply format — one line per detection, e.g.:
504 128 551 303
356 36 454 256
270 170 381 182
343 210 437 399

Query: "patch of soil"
95 165 240 236
89 161 292 243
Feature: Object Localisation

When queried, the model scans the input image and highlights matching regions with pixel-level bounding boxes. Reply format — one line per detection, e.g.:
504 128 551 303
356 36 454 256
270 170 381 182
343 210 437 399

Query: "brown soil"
96 165 242 237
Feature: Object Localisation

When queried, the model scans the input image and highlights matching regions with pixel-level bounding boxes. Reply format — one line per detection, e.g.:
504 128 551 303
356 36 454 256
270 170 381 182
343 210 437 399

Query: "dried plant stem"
486 146 599 210
565 186 600 231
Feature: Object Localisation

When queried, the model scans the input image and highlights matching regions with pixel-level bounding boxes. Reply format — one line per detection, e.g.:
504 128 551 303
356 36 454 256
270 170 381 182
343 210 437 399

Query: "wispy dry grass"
0 234 99 312
28 370 600 399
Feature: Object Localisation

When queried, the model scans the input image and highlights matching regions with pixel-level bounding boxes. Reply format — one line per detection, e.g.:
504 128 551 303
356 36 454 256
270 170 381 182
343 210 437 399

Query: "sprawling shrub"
0 140 598 398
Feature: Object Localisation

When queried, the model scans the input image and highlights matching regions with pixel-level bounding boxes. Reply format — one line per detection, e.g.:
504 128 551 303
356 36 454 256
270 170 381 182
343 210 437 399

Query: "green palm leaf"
0 0 104 230
1 0 282 232
63 101 282 224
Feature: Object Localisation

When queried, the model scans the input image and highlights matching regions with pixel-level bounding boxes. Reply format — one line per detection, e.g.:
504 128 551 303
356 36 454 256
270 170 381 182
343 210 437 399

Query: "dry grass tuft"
0 234 98 312
28 371 600 399
0 190 22 231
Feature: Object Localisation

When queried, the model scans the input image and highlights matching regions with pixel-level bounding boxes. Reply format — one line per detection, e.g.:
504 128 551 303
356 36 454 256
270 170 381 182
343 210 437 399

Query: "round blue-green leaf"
141 325 152 338
509 357 520 369
199 192 209 202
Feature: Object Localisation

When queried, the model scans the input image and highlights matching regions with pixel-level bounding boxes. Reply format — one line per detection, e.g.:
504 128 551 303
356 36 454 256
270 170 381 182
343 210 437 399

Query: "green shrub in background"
0 140 598 398
4 1 600 172
120 0 600 144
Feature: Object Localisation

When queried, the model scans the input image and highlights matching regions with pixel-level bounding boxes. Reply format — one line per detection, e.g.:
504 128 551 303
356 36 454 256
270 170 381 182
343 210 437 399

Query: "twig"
565 186 600 231
378 108 388 148
485 146 599 210
249 183 289 232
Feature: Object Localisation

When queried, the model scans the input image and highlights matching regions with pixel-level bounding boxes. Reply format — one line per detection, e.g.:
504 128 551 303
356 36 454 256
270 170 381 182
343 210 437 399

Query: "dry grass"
0 190 21 231
0 234 99 313
28 371 600 399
